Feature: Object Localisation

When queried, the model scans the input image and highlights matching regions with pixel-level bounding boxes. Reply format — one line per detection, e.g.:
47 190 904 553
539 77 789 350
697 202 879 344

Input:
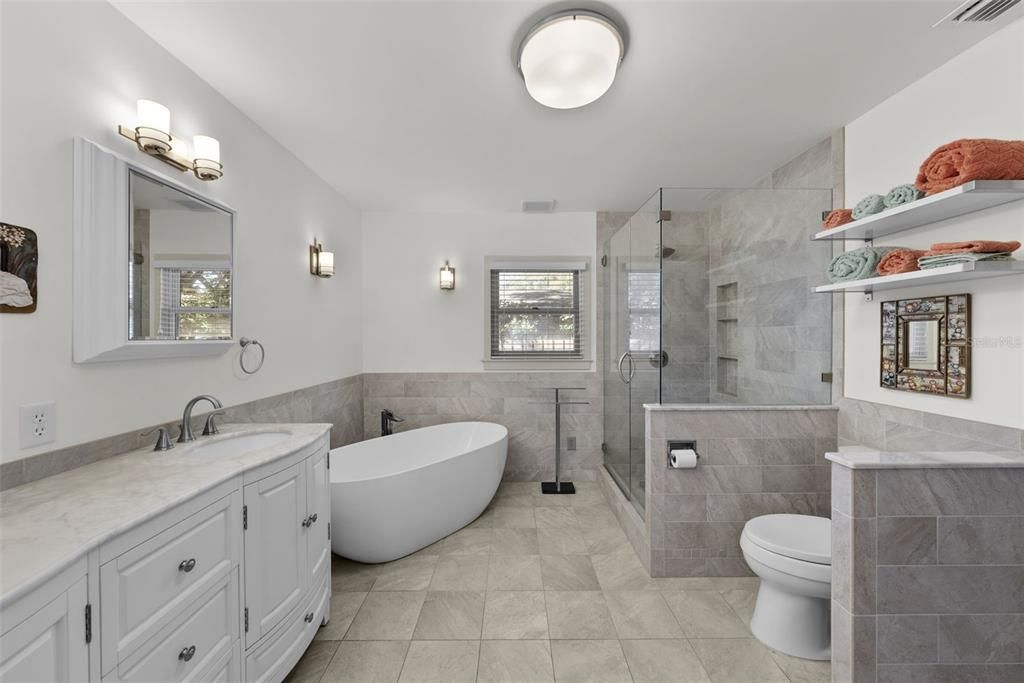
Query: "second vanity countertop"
826 448 1024 470
0 423 331 609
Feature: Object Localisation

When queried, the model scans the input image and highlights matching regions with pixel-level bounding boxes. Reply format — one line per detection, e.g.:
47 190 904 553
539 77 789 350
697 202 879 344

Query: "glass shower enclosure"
602 187 835 515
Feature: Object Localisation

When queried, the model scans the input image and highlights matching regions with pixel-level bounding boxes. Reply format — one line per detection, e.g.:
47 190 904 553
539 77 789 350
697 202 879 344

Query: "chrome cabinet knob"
301 516 310 528
304 612 314 623
309 513 318 524
178 558 197 573
178 645 196 662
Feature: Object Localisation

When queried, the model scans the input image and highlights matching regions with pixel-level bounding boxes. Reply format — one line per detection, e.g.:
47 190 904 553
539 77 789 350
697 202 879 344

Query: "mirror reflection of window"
128 171 232 341
906 319 940 371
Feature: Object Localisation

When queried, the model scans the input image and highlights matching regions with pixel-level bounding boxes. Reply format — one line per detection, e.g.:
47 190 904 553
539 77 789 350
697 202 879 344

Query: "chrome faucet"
381 409 404 436
179 395 224 443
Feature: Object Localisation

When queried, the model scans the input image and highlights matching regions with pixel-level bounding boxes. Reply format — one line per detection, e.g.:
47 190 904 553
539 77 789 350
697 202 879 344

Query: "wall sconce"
310 240 335 278
440 261 455 291
118 100 224 181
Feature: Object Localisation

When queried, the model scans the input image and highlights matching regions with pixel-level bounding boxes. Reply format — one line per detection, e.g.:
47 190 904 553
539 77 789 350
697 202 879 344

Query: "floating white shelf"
812 180 1024 242
815 260 1024 294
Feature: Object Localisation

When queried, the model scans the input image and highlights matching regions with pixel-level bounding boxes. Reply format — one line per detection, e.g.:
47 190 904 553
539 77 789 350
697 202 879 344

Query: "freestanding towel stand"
533 387 589 494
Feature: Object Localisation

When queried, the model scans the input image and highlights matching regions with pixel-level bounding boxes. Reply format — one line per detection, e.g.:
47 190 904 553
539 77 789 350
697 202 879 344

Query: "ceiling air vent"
521 199 557 213
936 0 1022 24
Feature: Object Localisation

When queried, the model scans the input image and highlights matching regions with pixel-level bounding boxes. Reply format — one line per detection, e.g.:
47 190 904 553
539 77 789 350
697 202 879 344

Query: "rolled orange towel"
925 240 1021 255
821 209 853 230
877 248 926 276
916 138 1024 195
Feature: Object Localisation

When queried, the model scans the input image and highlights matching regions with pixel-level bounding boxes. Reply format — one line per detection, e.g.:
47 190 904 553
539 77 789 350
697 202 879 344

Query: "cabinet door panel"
306 448 330 583
0 577 88 683
243 462 307 646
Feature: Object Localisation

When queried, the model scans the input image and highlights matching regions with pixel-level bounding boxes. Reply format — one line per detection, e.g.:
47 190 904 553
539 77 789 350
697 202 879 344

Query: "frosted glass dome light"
518 11 625 110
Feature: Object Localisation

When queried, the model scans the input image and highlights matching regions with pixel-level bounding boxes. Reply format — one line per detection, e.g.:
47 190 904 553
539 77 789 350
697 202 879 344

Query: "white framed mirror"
73 138 236 362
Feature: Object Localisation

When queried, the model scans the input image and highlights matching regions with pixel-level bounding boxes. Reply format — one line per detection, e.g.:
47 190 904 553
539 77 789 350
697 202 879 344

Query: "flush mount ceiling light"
516 9 626 110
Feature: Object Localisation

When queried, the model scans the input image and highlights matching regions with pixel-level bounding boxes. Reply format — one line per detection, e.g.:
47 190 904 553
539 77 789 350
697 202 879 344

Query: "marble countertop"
826 448 1024 470
644 403 838 412
0 423 331 609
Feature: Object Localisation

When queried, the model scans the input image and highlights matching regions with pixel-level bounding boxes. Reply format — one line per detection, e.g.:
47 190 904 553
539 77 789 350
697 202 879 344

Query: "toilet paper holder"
667 440 700 467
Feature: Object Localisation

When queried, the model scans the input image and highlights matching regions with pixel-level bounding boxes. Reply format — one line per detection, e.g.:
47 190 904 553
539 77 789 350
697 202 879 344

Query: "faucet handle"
141 426 175 452
203 412 226 436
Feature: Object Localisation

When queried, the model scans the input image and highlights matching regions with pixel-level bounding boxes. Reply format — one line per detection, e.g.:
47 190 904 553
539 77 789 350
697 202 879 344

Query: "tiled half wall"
831 463 1024 682
363 372 603 482
640 406 838 577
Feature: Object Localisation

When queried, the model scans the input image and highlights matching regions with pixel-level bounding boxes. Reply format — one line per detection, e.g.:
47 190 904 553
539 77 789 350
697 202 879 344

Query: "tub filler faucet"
381 409 404 436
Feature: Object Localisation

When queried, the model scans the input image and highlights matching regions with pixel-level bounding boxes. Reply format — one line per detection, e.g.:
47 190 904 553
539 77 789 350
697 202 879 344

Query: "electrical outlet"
19 402 56 449
566 436 576 451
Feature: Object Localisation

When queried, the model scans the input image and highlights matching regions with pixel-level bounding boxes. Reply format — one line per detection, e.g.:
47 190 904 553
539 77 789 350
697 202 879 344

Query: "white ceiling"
113 1 1013 213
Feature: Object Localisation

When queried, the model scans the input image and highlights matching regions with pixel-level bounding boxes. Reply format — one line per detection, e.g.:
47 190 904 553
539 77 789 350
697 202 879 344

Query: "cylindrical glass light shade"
519 13 623 110
440 262 455 290
192 135 224 181
193 135 220 163
318 250 335 277
135 99 172 153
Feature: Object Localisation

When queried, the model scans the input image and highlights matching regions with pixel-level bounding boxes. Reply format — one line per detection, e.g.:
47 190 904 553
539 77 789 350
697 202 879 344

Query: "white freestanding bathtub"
329 421 508 563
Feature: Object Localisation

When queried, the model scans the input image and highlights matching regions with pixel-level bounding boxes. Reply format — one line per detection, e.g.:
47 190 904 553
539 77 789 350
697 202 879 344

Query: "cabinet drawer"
245 573 327 683
113 571 238 683
101 492 239 670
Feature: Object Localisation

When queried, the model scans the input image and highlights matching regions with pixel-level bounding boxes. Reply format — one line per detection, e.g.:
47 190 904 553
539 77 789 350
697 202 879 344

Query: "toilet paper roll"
669 449 698 469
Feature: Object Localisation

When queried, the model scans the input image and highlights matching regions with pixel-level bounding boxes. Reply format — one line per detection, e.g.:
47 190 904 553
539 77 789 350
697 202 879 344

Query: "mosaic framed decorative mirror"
880 294 970 398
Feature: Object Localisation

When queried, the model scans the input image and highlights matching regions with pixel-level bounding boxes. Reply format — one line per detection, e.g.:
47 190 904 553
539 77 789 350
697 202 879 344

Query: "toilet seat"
742 514 830 564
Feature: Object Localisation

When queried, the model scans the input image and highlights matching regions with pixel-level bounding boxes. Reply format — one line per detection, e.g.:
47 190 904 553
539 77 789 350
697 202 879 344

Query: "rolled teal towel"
884 184 924 208
827 246 899 282
852 194 886 220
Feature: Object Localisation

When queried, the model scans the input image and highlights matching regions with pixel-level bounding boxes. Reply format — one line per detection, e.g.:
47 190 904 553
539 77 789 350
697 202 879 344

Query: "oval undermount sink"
189 431 292 457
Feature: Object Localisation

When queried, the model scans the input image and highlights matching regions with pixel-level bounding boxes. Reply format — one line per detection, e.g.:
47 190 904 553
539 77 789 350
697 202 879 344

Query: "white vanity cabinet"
0 576 89 683
0 427 331 683
242 447 331 679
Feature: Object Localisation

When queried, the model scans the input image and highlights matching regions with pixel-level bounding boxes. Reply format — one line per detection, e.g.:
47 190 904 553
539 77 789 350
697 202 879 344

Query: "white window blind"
488 265 588 360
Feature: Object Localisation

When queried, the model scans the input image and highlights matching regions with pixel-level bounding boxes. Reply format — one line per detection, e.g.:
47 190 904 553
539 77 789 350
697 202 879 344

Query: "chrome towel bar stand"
531 387 589 494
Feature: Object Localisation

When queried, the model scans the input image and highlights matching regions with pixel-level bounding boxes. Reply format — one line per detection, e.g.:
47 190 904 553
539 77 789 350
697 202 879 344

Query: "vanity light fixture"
118 100 224 181
310 240 335 278
440 261 456 291
517 10 626 109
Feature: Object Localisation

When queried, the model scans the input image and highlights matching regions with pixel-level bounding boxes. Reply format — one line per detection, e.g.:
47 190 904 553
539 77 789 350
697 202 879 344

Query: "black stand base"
541 481 575 495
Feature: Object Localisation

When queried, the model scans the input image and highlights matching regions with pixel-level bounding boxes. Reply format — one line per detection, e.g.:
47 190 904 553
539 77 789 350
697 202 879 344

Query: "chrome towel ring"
239 337 265 375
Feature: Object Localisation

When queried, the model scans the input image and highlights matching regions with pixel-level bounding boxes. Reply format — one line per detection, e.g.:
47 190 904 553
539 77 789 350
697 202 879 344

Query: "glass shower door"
602 224 632 497
603 191 663 515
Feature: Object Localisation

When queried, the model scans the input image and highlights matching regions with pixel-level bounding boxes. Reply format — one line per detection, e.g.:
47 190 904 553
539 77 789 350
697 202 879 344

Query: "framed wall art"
0 222 37 314
880 293 970 398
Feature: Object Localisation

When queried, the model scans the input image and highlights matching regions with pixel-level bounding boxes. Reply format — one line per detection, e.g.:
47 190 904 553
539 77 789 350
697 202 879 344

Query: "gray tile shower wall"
0 374 364 491
837 396 1024 455
831 463 1024 683
363 372 604 482
644 406 838 577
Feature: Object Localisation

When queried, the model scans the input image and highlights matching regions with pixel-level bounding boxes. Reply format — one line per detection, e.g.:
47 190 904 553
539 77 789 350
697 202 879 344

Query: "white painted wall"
0 2 363 461
844 21 1024 428
361 211 597 373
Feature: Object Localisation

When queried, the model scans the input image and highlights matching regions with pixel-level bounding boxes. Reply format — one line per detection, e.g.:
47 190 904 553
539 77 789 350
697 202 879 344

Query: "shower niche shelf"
814 260 1024 294
812 180 1024 242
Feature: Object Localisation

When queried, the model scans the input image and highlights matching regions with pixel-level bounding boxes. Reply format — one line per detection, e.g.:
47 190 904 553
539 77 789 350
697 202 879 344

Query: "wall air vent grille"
937 0 1021 24
522 199 557 213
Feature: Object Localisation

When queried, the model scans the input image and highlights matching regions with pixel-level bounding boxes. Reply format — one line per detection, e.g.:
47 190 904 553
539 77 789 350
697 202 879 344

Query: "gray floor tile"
321 641 409 682
477 640 555 683
620 639 712 682
550 640 633 682
398 640 479 682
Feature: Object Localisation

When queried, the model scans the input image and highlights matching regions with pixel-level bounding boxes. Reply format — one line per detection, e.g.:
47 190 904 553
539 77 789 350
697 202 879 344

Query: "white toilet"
740 513 831 660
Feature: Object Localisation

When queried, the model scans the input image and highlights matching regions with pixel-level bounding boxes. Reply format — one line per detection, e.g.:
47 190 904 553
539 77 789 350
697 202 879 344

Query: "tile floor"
285 481 830 683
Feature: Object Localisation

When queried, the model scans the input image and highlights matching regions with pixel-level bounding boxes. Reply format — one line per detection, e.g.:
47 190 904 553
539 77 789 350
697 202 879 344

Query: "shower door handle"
617 351 635 385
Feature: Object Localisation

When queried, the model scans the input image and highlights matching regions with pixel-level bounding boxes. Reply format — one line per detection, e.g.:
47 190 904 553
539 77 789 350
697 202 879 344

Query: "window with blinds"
488 266 586 359
628 270 660 352
158 268 232 340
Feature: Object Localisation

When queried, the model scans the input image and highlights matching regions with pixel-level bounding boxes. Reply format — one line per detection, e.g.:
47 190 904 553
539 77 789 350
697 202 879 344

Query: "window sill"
482 359 594 372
